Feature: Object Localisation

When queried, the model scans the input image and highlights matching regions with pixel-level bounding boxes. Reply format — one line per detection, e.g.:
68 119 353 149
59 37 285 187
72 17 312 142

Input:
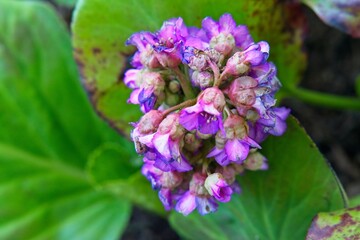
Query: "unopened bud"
137 110 164 134
169 80 181 93
189 172 208 196
209 32 235 56
165 90 180 106
184 132 202 152
244 151 268 170
192 71 214 89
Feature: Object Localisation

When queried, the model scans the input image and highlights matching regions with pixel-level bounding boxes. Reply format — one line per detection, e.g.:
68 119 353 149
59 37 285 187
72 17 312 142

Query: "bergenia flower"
204 173 233 202
207 115 260 166
175 173 219 215
125 13 290 215
248 107 291 143
202 13 254 55
126 71 165 112
179 87 225 135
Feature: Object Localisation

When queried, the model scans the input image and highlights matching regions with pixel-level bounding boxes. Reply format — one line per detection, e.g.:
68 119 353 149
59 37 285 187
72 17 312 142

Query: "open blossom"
125 13 290 215
207 115 260 166
202 13 253 55
204 173 233 202
179 87 225 135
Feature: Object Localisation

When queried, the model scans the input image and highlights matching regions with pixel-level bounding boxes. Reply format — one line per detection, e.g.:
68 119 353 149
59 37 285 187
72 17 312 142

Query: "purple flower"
204 173 233 202
144 148 192 172
125 72 165 112
175 191 218 215
175 173 218 215
153 113 185 160
126 32 160 68
141 160 183 210
222 41 270 77
152 17 189 68
248 107 291 143
202 13 254 55
207 115 260 166
179 87 226 135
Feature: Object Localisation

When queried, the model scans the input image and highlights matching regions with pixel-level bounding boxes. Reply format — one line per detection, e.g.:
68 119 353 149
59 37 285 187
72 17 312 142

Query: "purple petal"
245 50 265 66
195 197 218 215
197 112 221 134
128 88 141 104
175 191 196 216
207 147 230 166
179 109 199 131
274 107 291 120
138 88 157 112
169 154 193 172
219 13 236 33
233 25 254 49
153 133 171 158
159 188 173 211
225 139 249 162
202 17 220 38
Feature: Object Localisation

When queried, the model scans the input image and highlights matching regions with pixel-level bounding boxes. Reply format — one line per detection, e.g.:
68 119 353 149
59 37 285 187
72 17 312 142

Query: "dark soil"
52 2 360 239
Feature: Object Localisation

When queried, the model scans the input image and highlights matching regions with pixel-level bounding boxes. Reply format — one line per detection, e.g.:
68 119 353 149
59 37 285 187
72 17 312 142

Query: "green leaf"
306 206 360 240
86 142 139 185
350 195 360 208
169 117 346 240
0 1 135 239
72 0 305 134
302 0 360 38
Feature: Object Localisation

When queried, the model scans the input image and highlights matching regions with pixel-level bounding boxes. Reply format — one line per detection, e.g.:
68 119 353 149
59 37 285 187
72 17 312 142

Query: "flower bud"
142 72 165 97
227 76 258 108
165 90 180 106
223 52 250 76
161 171 183 189
136 110 164 135
192 71 214 89
168 80 181 93
209 32 235 56
204 173 233 202
182 46 209 71
140 45 161 68
244 151 268 170
189 172 208 196
184 132 202 152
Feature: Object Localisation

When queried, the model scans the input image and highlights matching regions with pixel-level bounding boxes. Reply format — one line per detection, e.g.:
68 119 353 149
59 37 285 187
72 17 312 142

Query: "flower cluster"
125 13 290 215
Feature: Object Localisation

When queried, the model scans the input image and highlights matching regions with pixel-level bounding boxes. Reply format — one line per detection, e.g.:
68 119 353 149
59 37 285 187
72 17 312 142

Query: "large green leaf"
72 0 305 135
0 1 139 239
169 117 346 240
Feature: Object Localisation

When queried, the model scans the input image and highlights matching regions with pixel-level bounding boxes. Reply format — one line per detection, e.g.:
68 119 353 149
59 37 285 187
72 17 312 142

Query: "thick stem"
172 67 195 99
162 98 197 116
286 87 360 110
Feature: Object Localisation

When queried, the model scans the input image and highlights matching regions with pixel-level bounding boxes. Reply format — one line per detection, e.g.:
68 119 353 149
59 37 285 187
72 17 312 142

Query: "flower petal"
175 191 196 216
219 13 236 33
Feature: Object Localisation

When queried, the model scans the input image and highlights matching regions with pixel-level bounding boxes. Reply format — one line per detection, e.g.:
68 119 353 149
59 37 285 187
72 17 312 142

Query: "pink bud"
136 110 164 135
